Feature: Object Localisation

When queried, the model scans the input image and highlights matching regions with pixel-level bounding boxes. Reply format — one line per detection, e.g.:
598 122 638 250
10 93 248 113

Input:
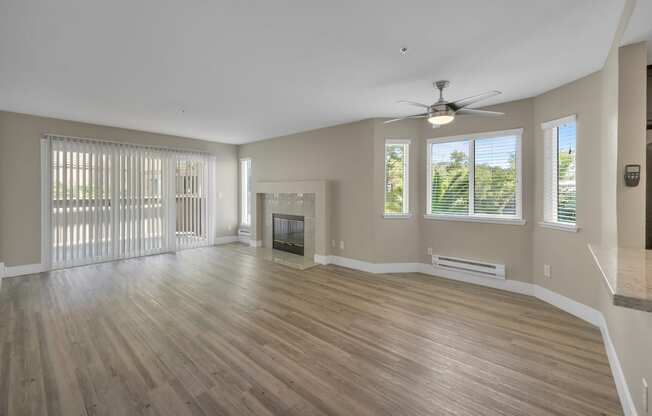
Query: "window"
42 134 216 269
384 140 410 216
542 115 577 231
240 158 252 226
426 129 523 224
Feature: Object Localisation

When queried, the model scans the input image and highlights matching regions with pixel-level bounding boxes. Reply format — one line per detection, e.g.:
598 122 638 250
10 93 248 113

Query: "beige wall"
417 99 535 282
0 111 238 267
238 120 376 261
602 35 621 247
371 119 422 263
532 72 603 307
617 42 648 248
239 100 536 275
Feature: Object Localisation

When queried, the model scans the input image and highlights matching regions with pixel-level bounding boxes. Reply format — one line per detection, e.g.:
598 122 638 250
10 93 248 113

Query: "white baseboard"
314 254 329 265
214 235 239 245
323 255 421 274
533 285 602 326
316 255 636 416
3 263 46 279
214 234 264 249
597 314 637 416
419 263 533 296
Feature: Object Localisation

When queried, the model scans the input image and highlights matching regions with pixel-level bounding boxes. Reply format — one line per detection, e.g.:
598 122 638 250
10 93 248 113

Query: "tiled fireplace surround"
251 181 330 262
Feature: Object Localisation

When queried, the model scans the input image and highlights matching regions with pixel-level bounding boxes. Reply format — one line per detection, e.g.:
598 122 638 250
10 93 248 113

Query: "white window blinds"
428 129 522 221
43 135 216 269
240 159 251 226
474 135 518 216
430 140 470 215
384 140 410 216
542 115 577 226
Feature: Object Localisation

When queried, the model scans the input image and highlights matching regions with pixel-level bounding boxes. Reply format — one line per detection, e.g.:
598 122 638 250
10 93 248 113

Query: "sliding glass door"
50 138 119 266
175 157 211 250
43 135 215 269
113 146 170 259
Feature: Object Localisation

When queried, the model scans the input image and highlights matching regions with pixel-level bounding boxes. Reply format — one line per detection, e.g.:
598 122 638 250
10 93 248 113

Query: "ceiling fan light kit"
386 80 505 126
427 107 455 125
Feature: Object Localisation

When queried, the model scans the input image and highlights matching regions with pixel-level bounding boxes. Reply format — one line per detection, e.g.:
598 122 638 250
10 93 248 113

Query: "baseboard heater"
432 255 505 279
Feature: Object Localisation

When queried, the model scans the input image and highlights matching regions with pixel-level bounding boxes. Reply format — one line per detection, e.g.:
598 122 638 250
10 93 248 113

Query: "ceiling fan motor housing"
434 80 450 91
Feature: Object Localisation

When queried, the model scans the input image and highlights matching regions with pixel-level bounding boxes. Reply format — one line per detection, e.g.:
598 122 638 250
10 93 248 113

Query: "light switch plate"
543 264 551 278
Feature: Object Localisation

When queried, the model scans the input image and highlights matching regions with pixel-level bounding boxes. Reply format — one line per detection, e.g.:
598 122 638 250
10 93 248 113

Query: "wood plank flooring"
0 243 623 415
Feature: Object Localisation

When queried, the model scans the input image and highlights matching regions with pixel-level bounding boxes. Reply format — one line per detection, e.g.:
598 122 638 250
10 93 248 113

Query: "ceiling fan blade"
397 100 431 109
456 108 504 117
383 113 428 124
450 91 501 109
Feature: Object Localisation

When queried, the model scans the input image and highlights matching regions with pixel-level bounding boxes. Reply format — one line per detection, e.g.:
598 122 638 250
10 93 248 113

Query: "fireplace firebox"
272 214 305 256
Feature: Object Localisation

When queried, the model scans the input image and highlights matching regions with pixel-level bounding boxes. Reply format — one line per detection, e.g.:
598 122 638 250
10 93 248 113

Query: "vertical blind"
542 115 576 224
175 155 213 250
44 135 216 269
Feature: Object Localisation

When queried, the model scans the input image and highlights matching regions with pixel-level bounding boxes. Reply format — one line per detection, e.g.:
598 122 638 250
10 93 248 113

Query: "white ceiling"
0 0 624 144
622 0 652 63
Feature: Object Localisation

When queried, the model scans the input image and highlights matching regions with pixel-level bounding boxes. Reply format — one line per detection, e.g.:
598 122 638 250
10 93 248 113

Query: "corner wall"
532 72 603 308
618 42 648 248
238 120 377 261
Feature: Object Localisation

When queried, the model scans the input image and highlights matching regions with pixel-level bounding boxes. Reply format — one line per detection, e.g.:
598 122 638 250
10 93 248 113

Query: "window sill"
539 221 579 232
424 214 526 226
383 213 412 219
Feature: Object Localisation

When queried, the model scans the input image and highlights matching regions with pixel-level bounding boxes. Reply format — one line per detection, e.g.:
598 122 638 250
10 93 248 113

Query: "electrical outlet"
339 241 344 250
331 240 336 248
427 247 433 255
543 264 551 278
643 378 648 413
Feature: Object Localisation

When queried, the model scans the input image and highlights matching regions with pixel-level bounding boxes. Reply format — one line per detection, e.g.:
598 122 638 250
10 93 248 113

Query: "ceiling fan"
385 80 504 127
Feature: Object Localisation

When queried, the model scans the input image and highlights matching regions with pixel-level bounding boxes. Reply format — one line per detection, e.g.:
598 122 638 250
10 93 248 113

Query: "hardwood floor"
0 243 622 415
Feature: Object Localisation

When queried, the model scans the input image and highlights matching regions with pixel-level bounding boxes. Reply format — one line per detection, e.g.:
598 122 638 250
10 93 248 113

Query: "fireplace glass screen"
272 214 304 256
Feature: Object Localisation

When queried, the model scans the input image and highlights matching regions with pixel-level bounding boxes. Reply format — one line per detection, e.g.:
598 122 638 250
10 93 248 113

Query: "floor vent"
432 255 505 279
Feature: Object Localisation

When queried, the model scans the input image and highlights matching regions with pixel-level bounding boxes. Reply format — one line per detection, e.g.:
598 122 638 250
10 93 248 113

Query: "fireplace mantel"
251 180 330 261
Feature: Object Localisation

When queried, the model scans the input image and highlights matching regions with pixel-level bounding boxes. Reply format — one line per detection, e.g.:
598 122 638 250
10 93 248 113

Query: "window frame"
540 115 579 233
425 128 525 225
240 158 252 228
383 139 411 218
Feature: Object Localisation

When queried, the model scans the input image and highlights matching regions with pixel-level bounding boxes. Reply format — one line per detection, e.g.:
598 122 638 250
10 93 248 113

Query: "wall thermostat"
624 164 641 186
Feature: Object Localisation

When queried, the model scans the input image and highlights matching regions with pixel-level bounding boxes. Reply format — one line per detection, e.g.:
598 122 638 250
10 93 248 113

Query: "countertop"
588 244 652 312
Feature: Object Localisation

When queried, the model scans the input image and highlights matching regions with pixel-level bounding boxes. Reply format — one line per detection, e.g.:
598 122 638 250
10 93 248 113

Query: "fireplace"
272 213 305 256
